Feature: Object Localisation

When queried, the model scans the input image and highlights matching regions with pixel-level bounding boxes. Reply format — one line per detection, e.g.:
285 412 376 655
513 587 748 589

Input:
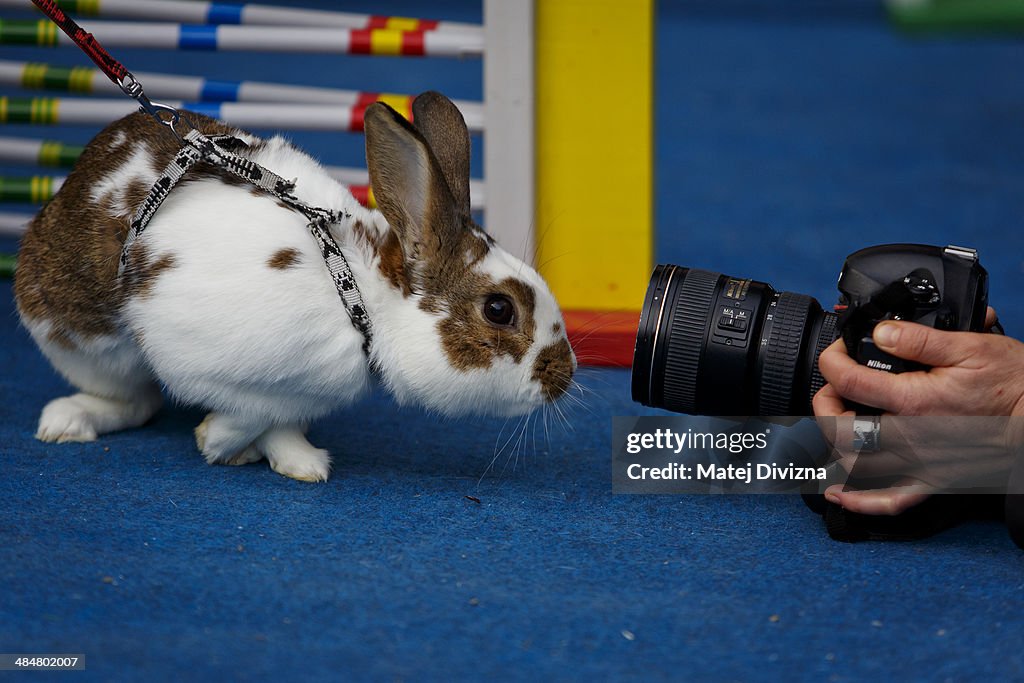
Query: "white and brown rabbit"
13 91 576 481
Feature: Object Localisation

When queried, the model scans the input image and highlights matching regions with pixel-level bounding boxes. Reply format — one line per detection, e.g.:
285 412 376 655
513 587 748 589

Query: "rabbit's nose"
533 339 574 402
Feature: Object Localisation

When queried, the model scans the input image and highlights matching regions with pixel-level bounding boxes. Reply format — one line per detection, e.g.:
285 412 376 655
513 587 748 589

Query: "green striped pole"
0 253 15 278
0 136 85 168
37 140 82 167
0 19 484 57
0 19 59 46
18 63 97 93
53 0 102 15
0 97 61 124
0 175 64 204
887 0 1024 31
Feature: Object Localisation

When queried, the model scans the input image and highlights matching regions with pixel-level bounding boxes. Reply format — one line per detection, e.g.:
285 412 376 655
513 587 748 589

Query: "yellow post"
535 0 653 315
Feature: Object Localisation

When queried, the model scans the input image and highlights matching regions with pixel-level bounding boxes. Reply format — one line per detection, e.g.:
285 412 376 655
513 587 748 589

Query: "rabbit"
13 91 576 482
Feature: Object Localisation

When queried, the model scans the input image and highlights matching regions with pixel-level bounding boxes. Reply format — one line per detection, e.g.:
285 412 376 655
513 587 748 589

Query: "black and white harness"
119 126 374 357
27 0 373 357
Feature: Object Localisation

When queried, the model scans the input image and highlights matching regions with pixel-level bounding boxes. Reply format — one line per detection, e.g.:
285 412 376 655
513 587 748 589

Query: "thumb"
872 321 973 368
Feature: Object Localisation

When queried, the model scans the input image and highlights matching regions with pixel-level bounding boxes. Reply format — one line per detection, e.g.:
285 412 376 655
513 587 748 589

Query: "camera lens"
632 265 839 416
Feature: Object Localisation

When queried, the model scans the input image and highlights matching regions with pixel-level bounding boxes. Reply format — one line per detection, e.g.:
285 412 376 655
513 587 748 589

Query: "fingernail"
824 490 842 505
874 322 900 349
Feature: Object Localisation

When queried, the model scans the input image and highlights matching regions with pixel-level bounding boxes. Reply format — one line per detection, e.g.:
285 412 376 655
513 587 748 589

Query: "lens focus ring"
758 292 814 415
661 269 720 413
808 313 840 409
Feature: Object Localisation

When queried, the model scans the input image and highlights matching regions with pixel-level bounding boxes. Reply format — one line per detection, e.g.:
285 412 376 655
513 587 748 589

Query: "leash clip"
119 72 184 141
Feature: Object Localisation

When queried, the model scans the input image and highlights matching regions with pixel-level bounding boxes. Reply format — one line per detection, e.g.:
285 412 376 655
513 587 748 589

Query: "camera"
632 244 990 416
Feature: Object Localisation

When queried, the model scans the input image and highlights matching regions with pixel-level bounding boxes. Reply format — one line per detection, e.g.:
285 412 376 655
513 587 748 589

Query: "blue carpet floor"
3 1 1024 681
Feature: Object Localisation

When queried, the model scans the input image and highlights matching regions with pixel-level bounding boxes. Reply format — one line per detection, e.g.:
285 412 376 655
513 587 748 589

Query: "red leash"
31 0 127 83
30 0 181 132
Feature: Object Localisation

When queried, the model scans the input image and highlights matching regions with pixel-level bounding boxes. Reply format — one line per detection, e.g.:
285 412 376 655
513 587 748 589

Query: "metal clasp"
119 72 185 142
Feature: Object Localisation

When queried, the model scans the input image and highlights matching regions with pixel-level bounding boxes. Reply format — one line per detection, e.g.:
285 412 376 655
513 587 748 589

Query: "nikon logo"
867 359 893 371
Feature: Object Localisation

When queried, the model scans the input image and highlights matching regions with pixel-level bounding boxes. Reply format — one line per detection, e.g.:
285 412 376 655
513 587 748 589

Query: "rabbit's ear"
412 91 471 218
364 101 460 274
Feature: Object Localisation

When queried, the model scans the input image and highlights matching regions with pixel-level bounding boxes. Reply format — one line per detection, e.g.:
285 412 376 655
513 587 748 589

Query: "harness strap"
31 0 374 357
121 128 374 356
120 143 203 274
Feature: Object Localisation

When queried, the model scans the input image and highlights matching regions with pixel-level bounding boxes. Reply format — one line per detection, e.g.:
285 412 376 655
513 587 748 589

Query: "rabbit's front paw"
257 427 332 482
269 447 331 482
36 396 99 443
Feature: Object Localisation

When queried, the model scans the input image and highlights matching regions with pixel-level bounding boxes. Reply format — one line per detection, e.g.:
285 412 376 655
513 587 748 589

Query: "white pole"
46 20 487 58
0 0 483 35
0 212 31 237
0 136 55 165
0 135 83 167
0 97 486 134
483 0 535 263
0 61 484 129
0 146 486 211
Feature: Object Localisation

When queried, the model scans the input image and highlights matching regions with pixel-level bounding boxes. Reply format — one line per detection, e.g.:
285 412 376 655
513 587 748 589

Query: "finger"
817 338 860 385
824 484 932 515
817 355 917 414
812 383 850 418
872 321 982 368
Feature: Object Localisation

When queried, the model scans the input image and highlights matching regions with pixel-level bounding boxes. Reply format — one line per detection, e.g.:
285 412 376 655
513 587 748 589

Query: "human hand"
814 308 1024 418
814 414 1018 514
812 308 1024 514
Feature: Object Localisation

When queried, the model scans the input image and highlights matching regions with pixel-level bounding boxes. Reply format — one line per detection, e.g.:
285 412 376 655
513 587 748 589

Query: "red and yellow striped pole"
365 16 440 31
536 0 654 366
349 92 413 130
0 19 481 57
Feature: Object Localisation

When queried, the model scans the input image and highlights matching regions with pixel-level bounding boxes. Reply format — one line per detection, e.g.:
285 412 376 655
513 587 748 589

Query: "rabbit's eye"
483 295 515 327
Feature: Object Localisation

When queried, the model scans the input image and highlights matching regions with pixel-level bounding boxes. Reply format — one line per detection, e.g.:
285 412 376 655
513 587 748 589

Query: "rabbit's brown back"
14 112 256 347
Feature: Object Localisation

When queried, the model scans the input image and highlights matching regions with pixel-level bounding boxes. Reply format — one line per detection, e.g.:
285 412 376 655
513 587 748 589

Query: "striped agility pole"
0 19 483 57
0 60 95 93
0 173 379 208
5 0 482 34
886 0 1024 31
0 172 376 208
0 96 485 134
0 212 31 238
0 135 84 167
0 175 65 203
0 171 485 211
0 251 15 278
0 137 369 181
0 61 484 125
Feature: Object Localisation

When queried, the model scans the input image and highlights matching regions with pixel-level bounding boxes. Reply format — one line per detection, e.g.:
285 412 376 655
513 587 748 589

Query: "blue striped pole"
12 0 483 35
0 61 485 126
0 96 484 134
0 19 484 57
